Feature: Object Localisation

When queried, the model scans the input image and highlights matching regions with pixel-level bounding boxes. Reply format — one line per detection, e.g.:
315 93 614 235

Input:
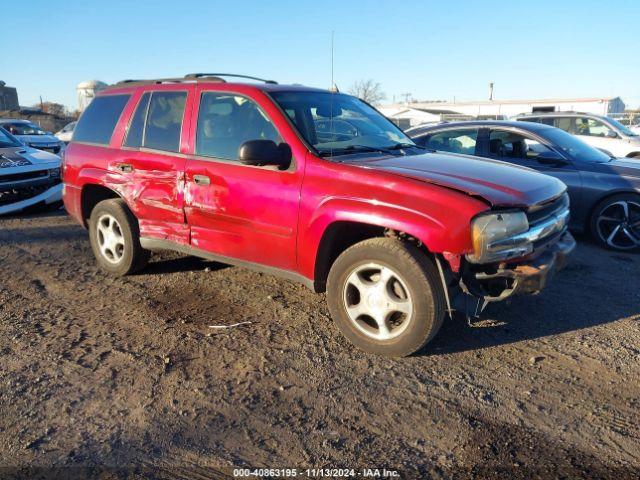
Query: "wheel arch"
80 183 125 228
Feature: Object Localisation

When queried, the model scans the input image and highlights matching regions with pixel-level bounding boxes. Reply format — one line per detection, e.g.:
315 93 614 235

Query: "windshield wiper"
319 145 395 157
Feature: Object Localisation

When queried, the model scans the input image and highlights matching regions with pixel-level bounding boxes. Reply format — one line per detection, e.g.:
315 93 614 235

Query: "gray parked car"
409 121 640 252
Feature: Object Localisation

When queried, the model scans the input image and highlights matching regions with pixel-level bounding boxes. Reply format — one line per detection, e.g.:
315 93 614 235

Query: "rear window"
73 94 130 145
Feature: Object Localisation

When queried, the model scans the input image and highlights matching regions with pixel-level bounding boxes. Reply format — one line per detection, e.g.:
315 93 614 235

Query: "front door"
183 88 302 271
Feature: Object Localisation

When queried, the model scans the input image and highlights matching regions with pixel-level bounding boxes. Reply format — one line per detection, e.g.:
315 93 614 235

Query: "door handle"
115 163 133 173
193 174 211 186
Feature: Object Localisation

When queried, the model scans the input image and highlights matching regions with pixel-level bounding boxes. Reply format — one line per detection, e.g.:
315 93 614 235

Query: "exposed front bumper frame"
475 231 576 301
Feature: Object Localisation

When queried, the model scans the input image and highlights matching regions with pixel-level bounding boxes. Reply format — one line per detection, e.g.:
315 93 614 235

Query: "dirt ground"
0 211 638 479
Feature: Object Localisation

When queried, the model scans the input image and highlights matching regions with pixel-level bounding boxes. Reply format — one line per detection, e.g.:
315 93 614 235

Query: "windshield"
3 122 47 136
542 128 612 163
269 91 414 156
0 127 22 148
606 117 638 137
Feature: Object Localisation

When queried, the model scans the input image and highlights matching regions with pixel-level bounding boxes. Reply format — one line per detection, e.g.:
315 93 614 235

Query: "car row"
62 73 574 357
408 121 640 251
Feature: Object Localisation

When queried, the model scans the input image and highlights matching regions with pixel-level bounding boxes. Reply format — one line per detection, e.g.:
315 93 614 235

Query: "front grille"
0 170 49 184
0 179 58 207
527 192 570 227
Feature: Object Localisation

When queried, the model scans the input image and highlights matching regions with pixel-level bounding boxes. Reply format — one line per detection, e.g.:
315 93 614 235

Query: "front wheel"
590 193 640 252
326 238 446 357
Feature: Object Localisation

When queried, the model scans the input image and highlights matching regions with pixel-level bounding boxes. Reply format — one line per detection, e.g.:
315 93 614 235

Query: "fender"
298 195 479 280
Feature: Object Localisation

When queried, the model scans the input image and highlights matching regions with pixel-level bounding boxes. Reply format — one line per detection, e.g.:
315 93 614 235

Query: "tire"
326 237 446 357
590 193 640 252
88 199 150 276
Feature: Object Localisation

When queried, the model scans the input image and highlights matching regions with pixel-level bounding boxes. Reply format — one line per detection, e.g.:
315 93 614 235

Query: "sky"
2 0 639 111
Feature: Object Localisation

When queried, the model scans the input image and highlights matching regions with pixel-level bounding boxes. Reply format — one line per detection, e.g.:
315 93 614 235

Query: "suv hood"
347 152 567 208
0 146 60 174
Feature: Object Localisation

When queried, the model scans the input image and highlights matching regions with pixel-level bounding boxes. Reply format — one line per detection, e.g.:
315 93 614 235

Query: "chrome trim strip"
488 208 570 252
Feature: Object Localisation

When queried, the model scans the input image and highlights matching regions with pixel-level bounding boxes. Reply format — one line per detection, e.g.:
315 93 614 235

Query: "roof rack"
184 73 278 84
111 73 278 88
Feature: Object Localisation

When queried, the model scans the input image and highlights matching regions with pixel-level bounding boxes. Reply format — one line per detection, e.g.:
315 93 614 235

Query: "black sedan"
408 121 640 252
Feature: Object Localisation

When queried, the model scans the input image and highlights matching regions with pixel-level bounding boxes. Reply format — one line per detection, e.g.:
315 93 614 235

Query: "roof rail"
184 73 278 84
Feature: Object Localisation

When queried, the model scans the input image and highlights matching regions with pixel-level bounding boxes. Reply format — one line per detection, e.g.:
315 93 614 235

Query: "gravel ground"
0 211 639 479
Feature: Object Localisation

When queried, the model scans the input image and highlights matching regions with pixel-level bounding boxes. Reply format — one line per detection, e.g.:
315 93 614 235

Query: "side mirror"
239 140 291 168
535 150 568 166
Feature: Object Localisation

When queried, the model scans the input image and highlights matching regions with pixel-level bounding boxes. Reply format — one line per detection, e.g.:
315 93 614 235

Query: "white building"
376 106 440 129
77 80 108 112
380 97 626 125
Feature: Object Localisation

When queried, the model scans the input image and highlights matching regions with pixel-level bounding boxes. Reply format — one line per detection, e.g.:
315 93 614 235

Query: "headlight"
49 167 61 178
468 211 531 263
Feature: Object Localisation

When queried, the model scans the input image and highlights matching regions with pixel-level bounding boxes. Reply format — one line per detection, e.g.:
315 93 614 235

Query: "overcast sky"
3 0 639 110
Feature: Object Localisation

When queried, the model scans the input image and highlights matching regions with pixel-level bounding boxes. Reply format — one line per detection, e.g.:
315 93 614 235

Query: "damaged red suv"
63 73 575 356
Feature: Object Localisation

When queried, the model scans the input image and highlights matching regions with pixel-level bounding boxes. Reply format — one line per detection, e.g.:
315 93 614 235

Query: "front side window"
195 92 281 160
489 130 555 160
269 91 412 157
143 91 186 152
73 94 130 145
420 129 478 155
575 117 616 138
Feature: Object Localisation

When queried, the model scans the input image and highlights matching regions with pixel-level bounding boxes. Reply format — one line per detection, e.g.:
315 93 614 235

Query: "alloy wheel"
96 214 126 264
342 262 413 341
596 200 640 250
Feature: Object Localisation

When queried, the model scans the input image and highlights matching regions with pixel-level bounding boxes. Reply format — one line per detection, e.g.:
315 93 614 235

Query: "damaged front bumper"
445 231 576 319
473 231 576 301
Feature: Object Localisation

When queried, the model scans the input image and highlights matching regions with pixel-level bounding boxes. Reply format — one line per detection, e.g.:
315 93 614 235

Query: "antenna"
330 30 335 158
331 31 334 91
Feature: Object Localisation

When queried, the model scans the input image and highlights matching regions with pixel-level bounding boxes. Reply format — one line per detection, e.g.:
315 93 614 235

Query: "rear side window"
143 91 187 152
73 94 130 145
420 128 478 155
124 93 151 148
554 117 573 133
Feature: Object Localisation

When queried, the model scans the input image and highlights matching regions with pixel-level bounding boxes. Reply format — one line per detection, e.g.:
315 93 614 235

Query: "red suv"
63 73 575 356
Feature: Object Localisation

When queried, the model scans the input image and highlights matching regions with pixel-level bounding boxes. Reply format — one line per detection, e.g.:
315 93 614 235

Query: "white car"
55 121 77 144
0 118 66 156
0 127 63 215
515 112 640 159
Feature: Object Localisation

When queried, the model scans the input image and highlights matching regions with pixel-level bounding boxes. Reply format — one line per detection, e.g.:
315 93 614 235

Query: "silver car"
0 127 62 215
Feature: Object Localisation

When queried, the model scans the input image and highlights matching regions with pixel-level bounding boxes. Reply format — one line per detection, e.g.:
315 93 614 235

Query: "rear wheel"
590 193 640 252
327 238 445 357
89 199 150 275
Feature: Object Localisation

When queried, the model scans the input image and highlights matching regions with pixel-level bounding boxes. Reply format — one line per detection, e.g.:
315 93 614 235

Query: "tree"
33 102 67 117
347 79 387 105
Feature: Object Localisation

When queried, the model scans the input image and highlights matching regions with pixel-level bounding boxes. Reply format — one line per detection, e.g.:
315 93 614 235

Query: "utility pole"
489 82 494 101
400 93 412 105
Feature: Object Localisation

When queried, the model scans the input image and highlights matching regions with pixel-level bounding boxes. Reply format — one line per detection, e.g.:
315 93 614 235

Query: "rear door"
183 87 303 271
113 87 193 244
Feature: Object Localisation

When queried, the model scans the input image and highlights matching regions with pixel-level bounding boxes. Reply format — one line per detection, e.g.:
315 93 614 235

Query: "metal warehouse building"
381 97 626 123
0 81 19 111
